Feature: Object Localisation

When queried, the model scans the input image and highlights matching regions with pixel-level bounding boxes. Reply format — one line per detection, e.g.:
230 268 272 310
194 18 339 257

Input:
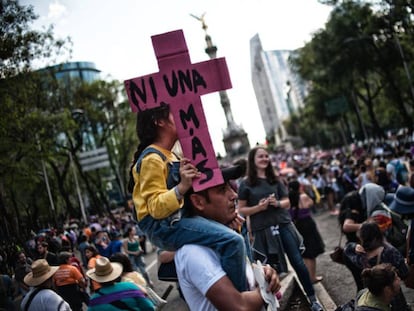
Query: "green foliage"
287 0 414 145
0 1 136 242
0 0 71 78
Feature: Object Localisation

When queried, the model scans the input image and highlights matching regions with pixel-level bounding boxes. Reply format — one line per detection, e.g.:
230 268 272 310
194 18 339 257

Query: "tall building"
193 14 250 158
250 34 308 145
50 61 100 84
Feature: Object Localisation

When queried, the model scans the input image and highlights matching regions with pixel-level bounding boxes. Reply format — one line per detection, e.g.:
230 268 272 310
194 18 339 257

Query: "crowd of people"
1 100 414 311
0 213 165 310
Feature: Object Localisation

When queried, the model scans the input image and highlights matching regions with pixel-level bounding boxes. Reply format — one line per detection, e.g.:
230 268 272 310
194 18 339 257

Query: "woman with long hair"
85 245 102 293
122 226 153 288
238 146 323 311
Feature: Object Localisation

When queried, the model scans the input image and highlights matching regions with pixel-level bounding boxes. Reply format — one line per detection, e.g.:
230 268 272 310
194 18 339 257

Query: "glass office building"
250 34 308 145
47 61 100 83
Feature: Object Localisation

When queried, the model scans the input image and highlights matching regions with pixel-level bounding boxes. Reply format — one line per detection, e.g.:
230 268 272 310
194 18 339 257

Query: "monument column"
191 14 250 158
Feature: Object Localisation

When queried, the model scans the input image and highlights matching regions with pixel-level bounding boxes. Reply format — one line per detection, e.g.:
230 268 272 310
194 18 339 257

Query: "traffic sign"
78 147 110 172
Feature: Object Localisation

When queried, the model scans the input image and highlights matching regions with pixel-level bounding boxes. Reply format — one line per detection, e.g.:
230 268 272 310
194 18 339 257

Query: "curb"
279 264 337 310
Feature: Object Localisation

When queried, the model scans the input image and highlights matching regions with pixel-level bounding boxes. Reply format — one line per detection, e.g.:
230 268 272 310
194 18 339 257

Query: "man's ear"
190 193 205 211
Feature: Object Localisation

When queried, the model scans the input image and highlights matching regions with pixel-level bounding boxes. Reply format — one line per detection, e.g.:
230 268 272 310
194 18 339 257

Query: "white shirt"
175 244 255 311
20 288 72 311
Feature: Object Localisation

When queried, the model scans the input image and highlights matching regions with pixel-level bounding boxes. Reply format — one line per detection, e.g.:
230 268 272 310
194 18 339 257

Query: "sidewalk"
278 263 336 310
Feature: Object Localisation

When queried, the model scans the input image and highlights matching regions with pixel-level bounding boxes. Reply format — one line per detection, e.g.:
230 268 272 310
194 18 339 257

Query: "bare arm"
121 239 128 254
238 199 268 216
205 265 280 311
266 193 290 210
343 218 362 233
158 251 175 263
206 276 263 311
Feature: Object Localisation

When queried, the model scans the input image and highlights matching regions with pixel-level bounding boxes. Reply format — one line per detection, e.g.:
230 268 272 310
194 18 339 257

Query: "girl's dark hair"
361 263 397 296
127 104 170 193
358 221 384 251
110 252 133 273
233 158 247 177
338 190 363 226
123 226 134 238
247 146 277 186
84 245 99 257
57 251 72 265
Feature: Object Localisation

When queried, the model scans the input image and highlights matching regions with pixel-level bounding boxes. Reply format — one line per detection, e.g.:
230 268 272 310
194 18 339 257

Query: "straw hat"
86 257 123 283
24 259 59 287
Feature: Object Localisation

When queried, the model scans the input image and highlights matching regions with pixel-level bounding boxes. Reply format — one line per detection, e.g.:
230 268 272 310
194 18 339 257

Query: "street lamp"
36 135 57 226
71 109 88 224
340 37 370 141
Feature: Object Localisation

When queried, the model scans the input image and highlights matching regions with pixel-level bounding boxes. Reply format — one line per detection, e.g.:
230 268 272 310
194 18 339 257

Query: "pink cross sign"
124 29 232 191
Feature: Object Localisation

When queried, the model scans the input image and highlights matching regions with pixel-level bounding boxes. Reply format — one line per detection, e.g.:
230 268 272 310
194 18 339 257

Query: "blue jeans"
139 214 247 291
129 253 151 285
279 222 315 298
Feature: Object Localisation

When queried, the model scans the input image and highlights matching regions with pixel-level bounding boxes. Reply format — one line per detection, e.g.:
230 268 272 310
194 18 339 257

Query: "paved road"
143 247 189 310
313 208 414 310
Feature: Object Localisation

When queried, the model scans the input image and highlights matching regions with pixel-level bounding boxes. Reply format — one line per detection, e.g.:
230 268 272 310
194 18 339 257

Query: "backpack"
132 147 180 222
338 191 364 227
373 203 408 256
131 147 167 222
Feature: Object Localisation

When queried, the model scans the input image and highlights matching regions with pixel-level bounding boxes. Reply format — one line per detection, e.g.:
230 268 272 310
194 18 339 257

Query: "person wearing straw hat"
86 256 155 310
20 259 71 311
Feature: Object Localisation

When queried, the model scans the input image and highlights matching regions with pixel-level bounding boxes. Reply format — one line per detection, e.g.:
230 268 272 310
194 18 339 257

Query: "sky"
22 0 332 156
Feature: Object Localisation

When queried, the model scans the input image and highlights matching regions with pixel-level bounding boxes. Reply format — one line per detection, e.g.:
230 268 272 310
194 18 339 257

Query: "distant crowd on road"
0 211 166 310
1 131 414 310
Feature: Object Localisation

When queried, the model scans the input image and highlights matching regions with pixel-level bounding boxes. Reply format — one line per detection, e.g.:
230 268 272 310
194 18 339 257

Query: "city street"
142 248 189 310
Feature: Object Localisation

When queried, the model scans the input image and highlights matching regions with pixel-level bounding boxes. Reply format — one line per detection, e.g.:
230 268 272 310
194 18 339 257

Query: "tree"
0 0 71 78
0 0 72 240
288 0 414 146
0 1 140 245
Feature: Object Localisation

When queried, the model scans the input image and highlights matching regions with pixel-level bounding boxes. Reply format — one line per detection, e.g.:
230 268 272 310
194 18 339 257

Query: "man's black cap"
221 164 244 183
183 164 243 201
